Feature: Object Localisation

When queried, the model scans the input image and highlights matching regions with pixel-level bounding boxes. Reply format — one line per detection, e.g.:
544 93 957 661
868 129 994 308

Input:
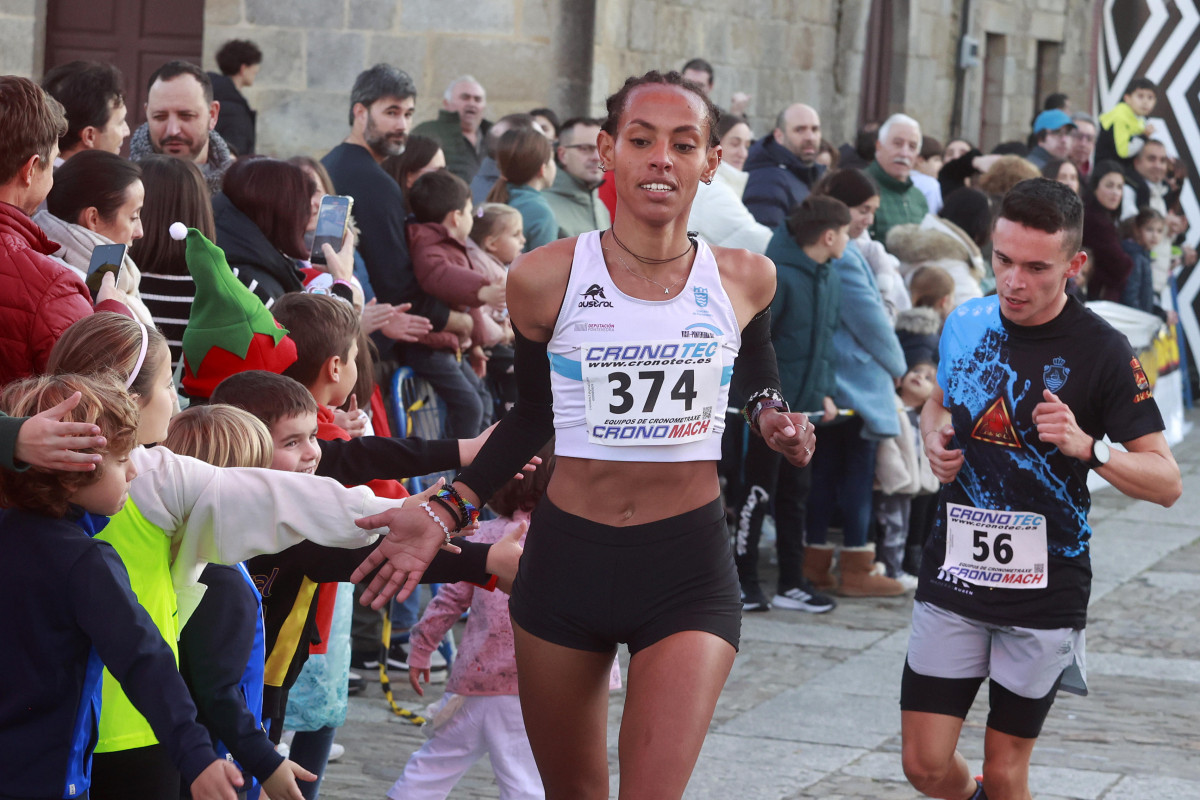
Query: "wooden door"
44 0 205 130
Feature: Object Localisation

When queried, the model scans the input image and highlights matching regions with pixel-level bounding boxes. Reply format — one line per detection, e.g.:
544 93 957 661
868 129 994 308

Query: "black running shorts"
509 496 741 655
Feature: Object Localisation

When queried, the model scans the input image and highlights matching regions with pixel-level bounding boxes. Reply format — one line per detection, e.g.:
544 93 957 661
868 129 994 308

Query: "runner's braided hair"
602 70 720 148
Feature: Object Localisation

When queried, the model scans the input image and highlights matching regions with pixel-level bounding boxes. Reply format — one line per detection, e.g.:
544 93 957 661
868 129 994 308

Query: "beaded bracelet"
742 388 789 435
430 494 465 529
419 502 454 546
436 485 480 531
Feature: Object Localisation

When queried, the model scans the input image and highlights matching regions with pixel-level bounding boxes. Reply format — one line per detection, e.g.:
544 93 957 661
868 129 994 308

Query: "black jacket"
322 143 451 331
210 73 256 157
213 193 305 305
0 508 219 797
742 137 826 229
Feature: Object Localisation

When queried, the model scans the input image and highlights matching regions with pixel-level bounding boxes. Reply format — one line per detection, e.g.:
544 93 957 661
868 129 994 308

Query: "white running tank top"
548 231 742 462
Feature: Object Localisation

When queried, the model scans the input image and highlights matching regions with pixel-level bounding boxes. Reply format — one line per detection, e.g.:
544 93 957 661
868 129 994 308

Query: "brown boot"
803 544 838 591
837 546 907 597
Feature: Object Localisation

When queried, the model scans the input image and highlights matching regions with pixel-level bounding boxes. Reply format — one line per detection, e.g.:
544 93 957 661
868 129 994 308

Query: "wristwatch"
1086 437 1111 469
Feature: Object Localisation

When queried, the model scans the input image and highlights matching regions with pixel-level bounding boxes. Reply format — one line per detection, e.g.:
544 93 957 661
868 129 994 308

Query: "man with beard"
128 61 232 193
743 103 827 229
542 117 610 238
322 64 466 355
412 76 491 184
866 113 928 242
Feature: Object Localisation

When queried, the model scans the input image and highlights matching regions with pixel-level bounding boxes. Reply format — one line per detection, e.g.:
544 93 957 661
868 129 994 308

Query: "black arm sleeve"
729 307 783 410
456 324 556 503
280 536 492 586
315 436 460 485
179 565 284 783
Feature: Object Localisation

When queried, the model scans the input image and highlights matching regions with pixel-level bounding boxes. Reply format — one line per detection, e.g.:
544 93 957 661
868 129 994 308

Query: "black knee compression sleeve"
986 675 1062 739
900 660 984 719
455 324 555 503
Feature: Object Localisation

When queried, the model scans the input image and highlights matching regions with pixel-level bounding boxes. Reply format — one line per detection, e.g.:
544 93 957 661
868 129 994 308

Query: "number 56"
973 530 1013 564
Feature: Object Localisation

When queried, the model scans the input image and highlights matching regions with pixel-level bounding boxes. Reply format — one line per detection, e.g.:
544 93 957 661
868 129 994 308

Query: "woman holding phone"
34 149 155 326
214 158 355 307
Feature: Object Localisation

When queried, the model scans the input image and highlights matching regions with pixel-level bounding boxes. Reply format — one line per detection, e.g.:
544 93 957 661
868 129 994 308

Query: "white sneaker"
327 742 345 762
894 571 919 591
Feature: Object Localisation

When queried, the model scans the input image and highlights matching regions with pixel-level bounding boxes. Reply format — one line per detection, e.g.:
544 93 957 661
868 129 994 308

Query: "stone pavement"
323 414 1200 799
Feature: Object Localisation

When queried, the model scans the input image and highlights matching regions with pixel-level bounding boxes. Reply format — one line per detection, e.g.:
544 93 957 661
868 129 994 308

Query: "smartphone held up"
310 195 353 265
85 243 126 301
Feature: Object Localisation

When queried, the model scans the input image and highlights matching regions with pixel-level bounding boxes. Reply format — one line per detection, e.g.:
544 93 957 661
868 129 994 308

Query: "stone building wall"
202 0 587 158
0 0 42 78
6 0 1094 160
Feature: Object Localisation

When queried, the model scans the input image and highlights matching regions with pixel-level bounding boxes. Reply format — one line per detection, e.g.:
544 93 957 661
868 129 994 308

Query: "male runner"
900 178 1181 800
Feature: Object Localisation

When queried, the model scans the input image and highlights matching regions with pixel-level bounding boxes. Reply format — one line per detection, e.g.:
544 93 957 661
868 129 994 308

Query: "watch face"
1094 439 1111 465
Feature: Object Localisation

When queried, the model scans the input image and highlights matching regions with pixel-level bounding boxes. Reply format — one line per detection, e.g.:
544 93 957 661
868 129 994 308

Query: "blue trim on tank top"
548 351 583 381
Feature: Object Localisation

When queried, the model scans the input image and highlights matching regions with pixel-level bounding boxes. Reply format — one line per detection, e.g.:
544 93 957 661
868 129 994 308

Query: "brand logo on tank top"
970 396 1022 449
578 284 614 308
694 286 709 307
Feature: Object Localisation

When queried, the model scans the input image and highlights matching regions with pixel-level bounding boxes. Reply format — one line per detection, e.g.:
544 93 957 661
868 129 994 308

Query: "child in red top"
406 170 506 436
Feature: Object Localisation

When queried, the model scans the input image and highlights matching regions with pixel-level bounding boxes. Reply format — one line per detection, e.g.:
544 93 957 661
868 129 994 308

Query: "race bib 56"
942 503 1048 589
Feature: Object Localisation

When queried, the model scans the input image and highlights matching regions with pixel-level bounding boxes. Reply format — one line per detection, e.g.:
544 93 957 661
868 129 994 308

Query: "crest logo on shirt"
1131 356 1153 403
1043 357 1070 393
578 284 614 308
694 286 709 307
970 395 1022 449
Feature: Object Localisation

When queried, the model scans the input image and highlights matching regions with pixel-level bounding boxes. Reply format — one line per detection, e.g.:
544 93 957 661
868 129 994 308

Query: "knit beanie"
176 223 298 398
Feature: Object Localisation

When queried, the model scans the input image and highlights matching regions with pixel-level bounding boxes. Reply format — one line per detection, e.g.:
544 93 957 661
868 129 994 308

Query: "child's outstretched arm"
407 579 474 695
126 446 403 584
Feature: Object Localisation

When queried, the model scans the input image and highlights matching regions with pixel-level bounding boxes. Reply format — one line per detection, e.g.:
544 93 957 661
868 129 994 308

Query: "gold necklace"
603 245 688 295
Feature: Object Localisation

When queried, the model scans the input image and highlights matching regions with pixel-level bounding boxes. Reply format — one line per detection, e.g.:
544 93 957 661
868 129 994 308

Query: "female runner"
355 71 815 799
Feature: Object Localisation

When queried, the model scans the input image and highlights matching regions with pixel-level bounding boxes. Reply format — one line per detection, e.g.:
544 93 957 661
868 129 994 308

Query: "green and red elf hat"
175 223 298 398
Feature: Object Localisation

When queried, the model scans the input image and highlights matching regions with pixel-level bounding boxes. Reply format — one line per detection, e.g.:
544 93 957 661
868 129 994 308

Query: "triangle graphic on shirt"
971 395 1022 449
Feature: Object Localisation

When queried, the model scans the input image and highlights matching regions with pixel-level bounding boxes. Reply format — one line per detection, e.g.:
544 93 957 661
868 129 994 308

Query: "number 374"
609 370 697 413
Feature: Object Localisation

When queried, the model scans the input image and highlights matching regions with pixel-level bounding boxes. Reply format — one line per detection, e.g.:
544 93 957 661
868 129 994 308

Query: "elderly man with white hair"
412 75 492 182
865 113 929 242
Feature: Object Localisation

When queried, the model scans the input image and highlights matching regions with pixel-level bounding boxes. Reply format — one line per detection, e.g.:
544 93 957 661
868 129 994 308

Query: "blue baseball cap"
1034 109 1075 134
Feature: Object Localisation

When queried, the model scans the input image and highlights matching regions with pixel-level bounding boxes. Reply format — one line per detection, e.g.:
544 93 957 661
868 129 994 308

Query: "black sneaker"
385 642 410 670
740 582 772 612
347 671 365 696
773 580 837 613
349 650 380 670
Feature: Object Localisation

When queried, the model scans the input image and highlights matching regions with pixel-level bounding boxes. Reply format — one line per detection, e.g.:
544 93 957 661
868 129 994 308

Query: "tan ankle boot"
837 546 906 597
803 544 838 591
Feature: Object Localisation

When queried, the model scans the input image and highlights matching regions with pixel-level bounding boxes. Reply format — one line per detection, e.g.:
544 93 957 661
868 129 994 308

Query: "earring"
702 176 713 185
600 164 609 173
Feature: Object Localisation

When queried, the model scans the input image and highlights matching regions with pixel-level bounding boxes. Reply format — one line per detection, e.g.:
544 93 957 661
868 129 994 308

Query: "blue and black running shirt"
915 296 1164 629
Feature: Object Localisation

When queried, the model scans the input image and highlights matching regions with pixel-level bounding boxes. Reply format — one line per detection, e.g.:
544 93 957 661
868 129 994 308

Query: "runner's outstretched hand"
925 424 964 483
351 479 462 609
